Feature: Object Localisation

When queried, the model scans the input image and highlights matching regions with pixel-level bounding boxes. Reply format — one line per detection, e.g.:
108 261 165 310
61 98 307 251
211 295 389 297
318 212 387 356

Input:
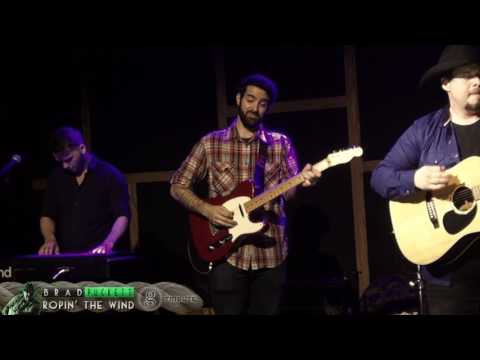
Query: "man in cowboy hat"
371 45 480 314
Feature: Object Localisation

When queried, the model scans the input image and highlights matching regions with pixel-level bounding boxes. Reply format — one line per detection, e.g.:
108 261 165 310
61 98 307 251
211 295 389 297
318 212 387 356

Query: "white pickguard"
222 196 264 243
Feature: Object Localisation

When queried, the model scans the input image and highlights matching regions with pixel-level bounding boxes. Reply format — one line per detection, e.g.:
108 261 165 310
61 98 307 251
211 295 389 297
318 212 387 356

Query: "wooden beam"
125 171 175 184
128 183 140 252
363 160 381 173
33 170 175 191
224 96 347 117
81 79 92 151
344 45 370 298
214 49 229 129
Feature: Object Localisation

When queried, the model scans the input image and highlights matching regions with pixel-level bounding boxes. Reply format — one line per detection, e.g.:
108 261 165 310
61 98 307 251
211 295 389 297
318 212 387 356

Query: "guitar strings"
452 189 475 203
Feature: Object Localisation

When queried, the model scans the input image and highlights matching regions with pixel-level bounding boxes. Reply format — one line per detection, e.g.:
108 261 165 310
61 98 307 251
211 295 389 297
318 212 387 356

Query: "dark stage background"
0 44 449 313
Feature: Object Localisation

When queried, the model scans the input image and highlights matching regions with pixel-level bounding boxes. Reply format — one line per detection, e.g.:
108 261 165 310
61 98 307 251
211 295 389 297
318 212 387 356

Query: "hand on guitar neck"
300 163 322 187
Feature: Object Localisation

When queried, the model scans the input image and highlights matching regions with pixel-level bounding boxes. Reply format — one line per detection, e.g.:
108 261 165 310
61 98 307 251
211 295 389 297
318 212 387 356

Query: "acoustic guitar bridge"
425 192 439 229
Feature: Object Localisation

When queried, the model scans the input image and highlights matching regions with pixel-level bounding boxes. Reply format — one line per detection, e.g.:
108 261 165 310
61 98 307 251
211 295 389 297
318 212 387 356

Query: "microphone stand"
409 264 426 315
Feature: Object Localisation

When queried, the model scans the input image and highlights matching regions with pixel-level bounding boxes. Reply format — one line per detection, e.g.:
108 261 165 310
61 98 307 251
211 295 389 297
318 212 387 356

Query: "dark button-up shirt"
371 107 460 200
370 106 463 285
41 156 130 252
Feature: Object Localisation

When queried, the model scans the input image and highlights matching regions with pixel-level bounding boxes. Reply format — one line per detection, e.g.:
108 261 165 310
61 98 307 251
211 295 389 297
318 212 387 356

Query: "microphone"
0 154 22 177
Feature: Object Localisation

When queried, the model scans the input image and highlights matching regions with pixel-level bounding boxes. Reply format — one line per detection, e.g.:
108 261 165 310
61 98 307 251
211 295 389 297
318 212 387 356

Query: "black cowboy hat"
420 45 480 87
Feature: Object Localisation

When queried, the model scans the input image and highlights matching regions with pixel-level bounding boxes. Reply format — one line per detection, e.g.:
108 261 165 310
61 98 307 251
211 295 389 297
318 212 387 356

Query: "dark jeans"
424 257 480 315
208 261 286 315
425 279 480 315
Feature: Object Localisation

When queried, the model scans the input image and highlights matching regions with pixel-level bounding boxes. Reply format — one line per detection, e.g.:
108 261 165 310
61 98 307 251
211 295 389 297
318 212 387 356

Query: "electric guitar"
189 146 363 263
389 156 480 266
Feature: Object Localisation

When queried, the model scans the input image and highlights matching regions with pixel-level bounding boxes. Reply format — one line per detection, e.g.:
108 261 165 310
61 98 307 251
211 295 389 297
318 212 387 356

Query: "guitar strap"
253 131 271 196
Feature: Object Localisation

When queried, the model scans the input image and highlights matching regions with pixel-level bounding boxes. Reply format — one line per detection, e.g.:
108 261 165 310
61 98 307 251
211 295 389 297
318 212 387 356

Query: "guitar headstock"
326 146 363 166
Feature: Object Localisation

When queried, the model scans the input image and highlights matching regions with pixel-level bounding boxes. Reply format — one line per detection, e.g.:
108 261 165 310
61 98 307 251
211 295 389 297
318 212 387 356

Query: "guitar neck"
244 158 331 213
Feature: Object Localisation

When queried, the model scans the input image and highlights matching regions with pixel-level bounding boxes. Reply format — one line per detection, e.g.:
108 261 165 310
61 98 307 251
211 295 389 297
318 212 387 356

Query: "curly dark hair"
237 73 279 105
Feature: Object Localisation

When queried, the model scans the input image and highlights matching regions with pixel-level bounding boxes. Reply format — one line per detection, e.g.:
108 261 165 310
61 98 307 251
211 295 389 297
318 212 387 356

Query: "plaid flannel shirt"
171 118 299 270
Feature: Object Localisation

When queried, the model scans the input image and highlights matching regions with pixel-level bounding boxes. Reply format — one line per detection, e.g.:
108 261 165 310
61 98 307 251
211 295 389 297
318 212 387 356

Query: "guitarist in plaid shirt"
170 74 321 315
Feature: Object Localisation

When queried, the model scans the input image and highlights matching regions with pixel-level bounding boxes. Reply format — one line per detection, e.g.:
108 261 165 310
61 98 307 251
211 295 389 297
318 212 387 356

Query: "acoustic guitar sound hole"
452 186 475 212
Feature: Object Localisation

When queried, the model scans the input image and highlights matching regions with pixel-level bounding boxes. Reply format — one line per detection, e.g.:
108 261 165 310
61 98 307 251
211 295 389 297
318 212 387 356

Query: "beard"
238 106 262 131
66 154 87 176
465 99 480 113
